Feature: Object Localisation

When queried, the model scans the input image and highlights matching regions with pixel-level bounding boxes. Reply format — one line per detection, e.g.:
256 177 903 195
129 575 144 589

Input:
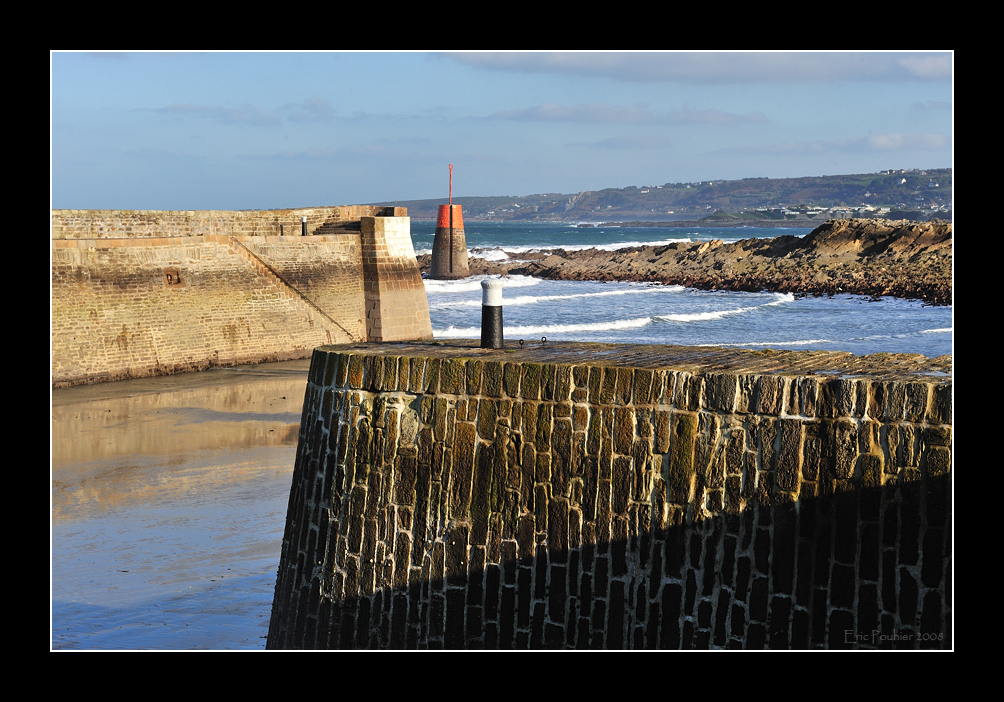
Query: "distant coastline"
577 218 842 228
376 168 953 224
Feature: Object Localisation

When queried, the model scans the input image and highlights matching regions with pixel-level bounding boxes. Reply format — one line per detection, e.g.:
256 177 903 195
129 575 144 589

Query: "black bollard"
301 216 307 237
480 279 504 349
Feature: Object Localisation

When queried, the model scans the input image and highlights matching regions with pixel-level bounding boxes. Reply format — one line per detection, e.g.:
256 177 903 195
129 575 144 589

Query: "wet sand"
51 360 310 650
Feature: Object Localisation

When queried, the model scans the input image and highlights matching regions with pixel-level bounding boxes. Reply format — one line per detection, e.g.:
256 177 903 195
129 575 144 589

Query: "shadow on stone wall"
267 475 949 650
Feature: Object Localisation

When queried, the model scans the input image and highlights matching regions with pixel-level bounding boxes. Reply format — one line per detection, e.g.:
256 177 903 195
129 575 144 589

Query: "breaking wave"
424 275 541 295
428 286 679 310
655 293 793 322
434 316 653 338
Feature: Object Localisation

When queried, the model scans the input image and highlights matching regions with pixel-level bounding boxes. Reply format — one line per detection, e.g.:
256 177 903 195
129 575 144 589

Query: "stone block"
735 374 755 414
704 373 738 413
614 407 635 455
832 420 858 480
859 453 883 488
923 446 951 478
503 362 521 398
483 361 503 398
441 359 466 396
522 363 542 401
667 412 697 503
928 384 951 425
922 425 952 447
819 378 855 418
755 375 784 416
477 399 498 440
655 410 671 454
536 403 553 452
791 376 819 417
616 368 633 406
726 429 745 477
776 419 803 491
542 364 557 401
554 365 572 402
599 367 617 405
634 369 653 405
348 354 365 389
466 359 483 396
905 383 930 423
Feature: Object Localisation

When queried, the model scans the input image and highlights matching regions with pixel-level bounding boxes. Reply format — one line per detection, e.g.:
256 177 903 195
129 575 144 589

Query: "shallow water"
51 361 309 650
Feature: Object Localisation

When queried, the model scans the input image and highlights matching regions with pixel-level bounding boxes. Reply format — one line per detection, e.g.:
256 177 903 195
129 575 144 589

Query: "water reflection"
51 360 308 650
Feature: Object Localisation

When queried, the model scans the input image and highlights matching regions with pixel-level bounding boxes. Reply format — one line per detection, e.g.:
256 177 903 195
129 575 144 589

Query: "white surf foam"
433 316 653 338
424 275 542 295
716 339 833 347
486 238 693 255
469 247 511 262
428 286 678 310
655 293 793 322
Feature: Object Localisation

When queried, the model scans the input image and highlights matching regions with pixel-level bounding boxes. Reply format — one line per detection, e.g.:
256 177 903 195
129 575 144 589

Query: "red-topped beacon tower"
429 164 469 279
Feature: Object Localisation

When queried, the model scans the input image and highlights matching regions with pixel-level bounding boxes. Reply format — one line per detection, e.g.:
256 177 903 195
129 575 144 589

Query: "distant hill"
373 168 952 223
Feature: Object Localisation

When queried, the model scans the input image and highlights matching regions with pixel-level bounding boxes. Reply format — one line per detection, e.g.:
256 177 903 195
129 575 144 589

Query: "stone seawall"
267 342 952 649
51 208 431 387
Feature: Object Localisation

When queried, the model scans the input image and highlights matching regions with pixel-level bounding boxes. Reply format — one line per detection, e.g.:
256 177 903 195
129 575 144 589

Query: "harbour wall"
267 342 952 649
51 205 401 240
51 207 432 387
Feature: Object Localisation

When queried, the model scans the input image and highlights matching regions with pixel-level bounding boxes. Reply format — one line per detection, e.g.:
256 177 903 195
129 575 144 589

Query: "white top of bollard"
481 278 504 307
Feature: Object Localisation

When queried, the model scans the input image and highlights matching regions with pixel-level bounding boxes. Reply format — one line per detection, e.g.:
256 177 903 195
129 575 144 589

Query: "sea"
412 221 952 358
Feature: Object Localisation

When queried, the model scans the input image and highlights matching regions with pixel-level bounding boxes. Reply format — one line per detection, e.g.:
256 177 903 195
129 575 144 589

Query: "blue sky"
51 52 952 210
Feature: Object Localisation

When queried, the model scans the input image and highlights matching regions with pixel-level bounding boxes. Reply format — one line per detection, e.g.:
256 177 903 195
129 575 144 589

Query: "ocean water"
414 221 952 358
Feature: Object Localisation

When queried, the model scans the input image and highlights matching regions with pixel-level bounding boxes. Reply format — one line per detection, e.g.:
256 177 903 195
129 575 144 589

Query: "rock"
415 219 951 305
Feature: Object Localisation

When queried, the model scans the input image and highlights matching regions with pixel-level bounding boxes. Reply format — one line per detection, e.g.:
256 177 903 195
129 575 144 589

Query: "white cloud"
449 52 952 83
898 56 952 79
866 133 946 150
664 107 766 124
911 100 951 111
714 132 948 155
569 135 670 149
490 103 765 124
491 103 653 123
284 98 336 123
147 103 282 126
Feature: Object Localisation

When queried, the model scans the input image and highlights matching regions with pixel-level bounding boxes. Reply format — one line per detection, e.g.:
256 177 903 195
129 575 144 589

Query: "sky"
51 51 953 210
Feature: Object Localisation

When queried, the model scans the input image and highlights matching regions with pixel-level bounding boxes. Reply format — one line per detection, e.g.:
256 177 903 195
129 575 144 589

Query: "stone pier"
267 341 951 649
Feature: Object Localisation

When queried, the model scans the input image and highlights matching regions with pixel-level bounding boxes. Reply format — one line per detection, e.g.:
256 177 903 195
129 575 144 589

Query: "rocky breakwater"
418 219 952 305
